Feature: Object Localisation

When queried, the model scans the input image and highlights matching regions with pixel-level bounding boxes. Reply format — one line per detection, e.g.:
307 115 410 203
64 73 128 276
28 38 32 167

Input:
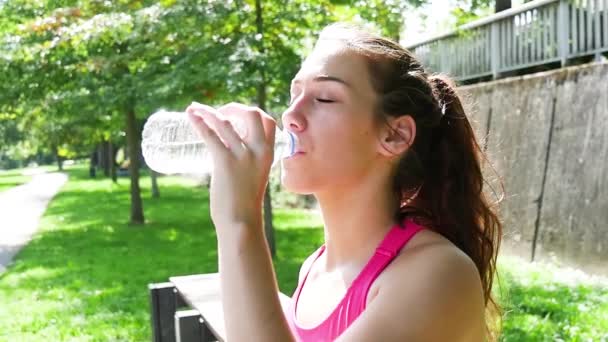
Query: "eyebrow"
291 75 351 88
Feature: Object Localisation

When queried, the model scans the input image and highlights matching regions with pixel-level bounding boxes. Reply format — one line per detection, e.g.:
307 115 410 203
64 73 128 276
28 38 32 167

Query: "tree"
447 0 517 26
1 0 427 232
335 0 425 41
1 2 183 223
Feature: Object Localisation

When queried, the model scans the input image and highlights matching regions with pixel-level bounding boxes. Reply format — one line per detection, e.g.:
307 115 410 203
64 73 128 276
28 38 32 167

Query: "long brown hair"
319 23 503 339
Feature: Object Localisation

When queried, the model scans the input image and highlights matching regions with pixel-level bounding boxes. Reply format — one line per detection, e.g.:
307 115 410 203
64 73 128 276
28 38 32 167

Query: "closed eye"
288 97 335 106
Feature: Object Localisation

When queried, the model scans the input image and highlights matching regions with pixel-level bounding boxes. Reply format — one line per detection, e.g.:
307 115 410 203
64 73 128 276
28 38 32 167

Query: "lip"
286 151 305 159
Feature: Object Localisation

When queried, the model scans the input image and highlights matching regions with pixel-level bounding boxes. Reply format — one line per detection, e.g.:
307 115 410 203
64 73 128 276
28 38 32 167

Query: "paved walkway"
0 172 68 274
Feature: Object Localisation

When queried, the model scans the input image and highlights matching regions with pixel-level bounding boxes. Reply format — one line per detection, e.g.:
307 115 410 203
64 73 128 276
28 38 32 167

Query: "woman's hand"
186 102 296 342
186 102 277 235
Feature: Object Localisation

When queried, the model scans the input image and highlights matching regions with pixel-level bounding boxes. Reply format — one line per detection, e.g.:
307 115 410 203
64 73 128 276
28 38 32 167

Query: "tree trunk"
125 105 145 224
151 170 160 198
109 141 117 183
495 0 511 12
100 140 110 177
255 0 276 257
97 144 103 170
53 145 63 171
89 150 97 178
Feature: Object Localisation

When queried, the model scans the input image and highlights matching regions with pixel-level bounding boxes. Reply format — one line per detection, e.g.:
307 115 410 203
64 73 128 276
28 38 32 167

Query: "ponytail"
401 74 503 342
426 75 502 311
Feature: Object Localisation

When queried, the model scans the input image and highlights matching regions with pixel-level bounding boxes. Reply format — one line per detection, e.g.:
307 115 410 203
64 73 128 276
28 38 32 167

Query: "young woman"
186 23 502 342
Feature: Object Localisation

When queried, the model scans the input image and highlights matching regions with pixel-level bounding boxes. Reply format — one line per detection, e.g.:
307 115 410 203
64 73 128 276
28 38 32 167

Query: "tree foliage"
1 0 425 222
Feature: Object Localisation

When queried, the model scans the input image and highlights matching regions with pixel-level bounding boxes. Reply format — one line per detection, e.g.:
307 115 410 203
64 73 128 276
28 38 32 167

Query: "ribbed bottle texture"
141 110 296 175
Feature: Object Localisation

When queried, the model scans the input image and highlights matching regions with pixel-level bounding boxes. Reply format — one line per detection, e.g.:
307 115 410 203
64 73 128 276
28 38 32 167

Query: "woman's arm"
217 217 296 342
186 102 296 342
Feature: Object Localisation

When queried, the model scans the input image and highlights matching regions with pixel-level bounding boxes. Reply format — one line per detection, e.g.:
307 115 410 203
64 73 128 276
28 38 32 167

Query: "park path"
0 171 68 274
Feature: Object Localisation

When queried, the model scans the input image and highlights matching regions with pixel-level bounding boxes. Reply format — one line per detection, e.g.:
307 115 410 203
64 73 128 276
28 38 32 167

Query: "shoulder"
389 228 481 284
373 228 483 295
358 228 486 341
380 228 484 298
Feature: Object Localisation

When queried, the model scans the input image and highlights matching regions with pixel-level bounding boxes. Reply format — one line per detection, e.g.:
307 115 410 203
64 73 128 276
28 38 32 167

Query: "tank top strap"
352 219 426 304
376 219 425 259
289 220 427 340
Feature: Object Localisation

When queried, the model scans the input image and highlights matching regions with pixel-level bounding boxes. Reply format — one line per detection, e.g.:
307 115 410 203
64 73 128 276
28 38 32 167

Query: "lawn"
0 166 323 341
0 165 58 193
0 169 31 193
0 165 606 341
496 257 608 341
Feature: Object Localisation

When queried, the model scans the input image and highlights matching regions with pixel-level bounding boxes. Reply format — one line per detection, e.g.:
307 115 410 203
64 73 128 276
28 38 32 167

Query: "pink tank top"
285 219 425 341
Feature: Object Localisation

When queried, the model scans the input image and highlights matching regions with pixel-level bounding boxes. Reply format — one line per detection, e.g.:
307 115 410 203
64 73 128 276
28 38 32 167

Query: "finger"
187 110 228 160
259 111 277 147
217 103 276 151
248 108 277 153
187 103 245 154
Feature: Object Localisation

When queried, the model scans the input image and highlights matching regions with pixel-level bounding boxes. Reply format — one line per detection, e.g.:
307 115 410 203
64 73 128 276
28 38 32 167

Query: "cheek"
280 123 378 193
323 128 377 175
323 114 378 160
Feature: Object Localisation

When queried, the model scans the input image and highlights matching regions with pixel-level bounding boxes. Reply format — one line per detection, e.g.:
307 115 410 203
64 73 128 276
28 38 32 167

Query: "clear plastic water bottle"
141 110 297 175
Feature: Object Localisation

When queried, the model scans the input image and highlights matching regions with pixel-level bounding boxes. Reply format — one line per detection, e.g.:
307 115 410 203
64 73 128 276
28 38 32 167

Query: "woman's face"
280 40 384 194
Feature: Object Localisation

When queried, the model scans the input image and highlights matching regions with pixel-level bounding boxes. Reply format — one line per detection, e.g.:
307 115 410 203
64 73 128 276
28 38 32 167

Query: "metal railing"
406 0 608 81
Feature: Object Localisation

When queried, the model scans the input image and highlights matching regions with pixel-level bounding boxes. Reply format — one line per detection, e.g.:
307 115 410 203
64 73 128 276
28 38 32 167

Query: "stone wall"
459 62 608 274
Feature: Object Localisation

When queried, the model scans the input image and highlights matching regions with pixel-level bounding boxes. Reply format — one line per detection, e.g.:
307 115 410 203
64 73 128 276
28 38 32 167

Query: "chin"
280 170 316 194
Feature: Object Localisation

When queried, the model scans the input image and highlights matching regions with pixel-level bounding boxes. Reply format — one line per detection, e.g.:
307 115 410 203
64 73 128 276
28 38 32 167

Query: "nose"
281 98 307 133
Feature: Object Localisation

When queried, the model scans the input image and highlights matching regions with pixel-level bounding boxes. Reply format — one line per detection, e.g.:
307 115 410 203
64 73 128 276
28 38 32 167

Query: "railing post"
491 22 501 79
557 0 570 66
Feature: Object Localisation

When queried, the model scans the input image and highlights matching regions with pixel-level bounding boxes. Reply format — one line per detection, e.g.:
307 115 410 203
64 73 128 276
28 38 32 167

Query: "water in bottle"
141 110 297 175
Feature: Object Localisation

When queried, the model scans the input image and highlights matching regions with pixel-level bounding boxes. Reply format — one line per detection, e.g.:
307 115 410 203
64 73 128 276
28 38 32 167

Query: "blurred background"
0 0 606 341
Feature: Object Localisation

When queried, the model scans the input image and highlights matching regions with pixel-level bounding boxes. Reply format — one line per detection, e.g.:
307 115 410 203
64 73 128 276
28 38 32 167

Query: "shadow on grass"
0 166 324 340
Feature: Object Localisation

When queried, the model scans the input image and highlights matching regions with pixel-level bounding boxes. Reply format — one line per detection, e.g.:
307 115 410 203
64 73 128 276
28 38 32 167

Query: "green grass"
0 165 58 193
495 257 608 341
0 165 324 341
0 169 31 193
0 165 606 341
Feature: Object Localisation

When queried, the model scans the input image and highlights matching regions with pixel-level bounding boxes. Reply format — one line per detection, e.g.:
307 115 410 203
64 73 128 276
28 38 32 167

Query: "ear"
377 115 416 157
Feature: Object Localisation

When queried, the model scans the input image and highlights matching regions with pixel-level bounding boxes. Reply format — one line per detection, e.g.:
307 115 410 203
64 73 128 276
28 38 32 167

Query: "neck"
315 168 398 272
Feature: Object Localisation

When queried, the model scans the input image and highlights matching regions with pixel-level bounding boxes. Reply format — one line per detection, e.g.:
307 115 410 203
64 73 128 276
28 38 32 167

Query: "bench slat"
170 273 292 341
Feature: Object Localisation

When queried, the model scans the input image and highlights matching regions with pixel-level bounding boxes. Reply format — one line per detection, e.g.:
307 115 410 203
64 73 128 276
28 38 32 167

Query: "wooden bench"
149 273 291 342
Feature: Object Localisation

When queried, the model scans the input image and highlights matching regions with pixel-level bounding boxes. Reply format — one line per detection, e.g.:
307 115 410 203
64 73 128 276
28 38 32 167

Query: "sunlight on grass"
496 255 608 341
0 166 217 340
274 208 324 294
0 166 324 340
0 172 30 193
0 165 58 193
